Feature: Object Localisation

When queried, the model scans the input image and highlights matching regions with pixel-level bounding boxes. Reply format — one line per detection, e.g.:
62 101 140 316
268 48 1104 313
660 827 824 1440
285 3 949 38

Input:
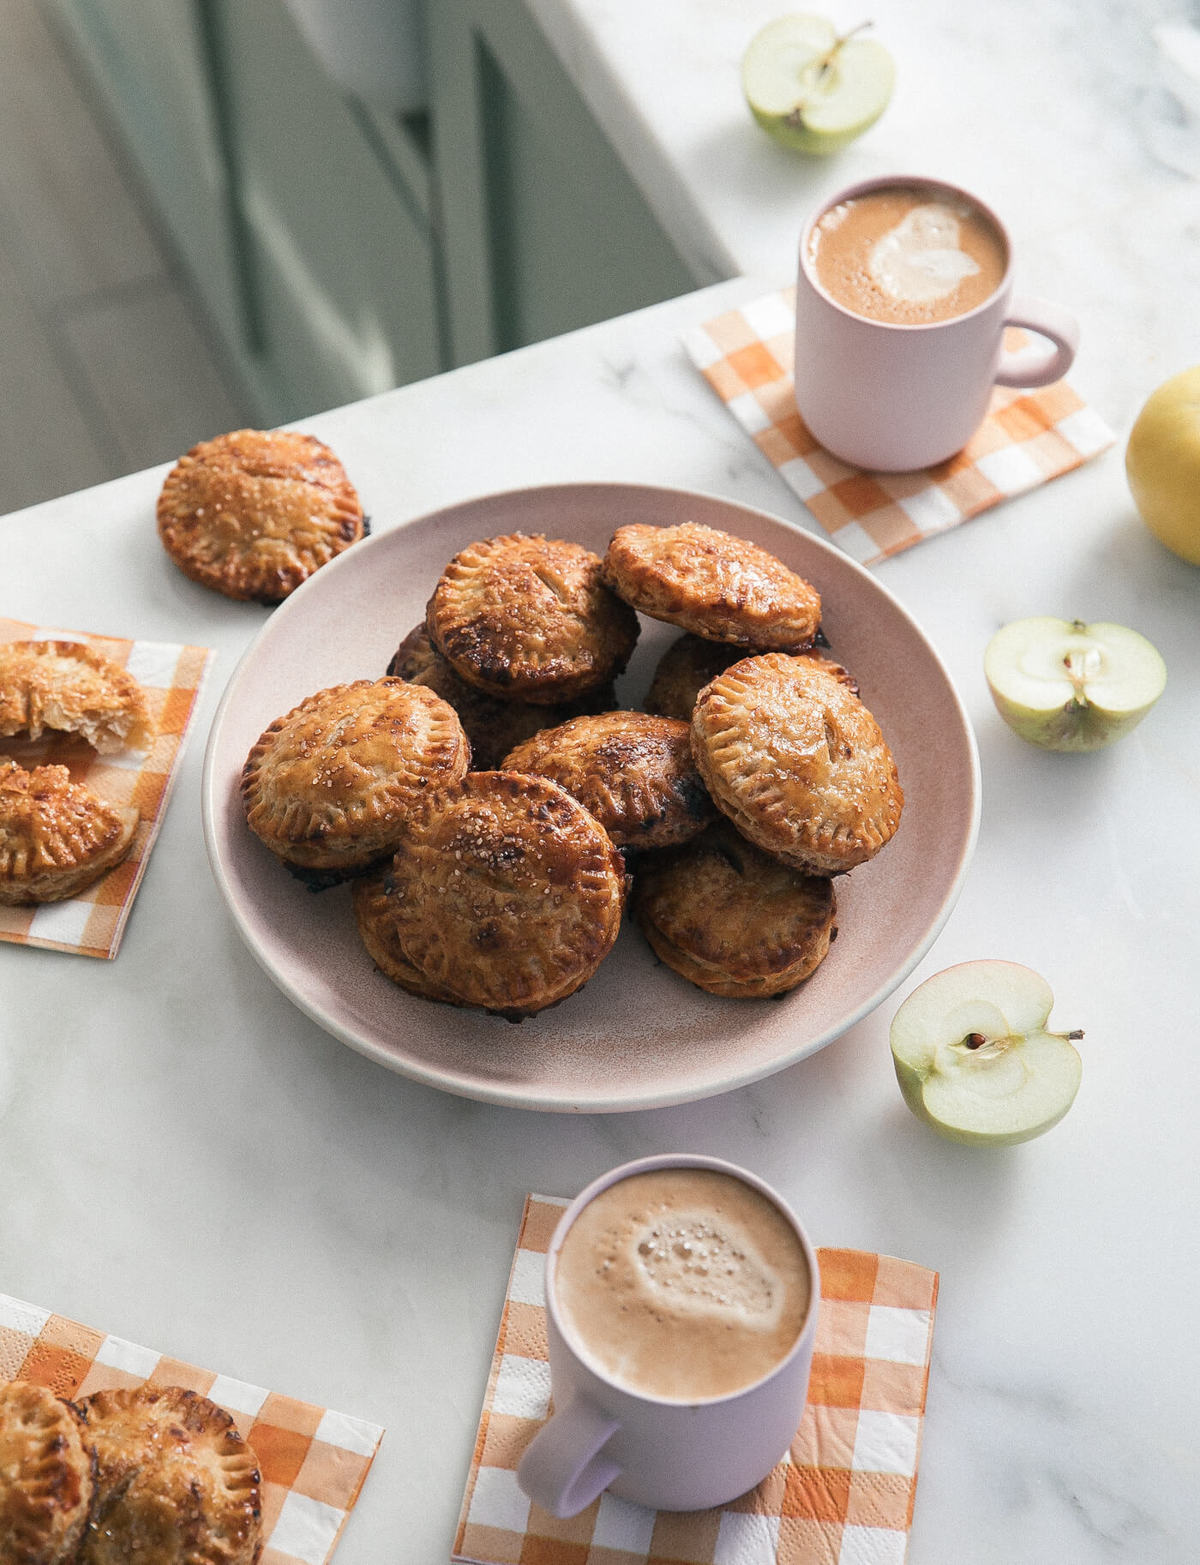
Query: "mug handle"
516 1398 621 1519
995 295 1080 388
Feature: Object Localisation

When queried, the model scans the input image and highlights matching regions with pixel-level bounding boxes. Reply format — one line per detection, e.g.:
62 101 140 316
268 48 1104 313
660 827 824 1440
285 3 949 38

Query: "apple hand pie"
352 869 466 1005
157 427 364 603
241 678 470 877
691 653 903 875
0 641 153 754
0 760 139 904
427 534 638 704
645 631 857 721
0 1380 94 1565
603 521 821 650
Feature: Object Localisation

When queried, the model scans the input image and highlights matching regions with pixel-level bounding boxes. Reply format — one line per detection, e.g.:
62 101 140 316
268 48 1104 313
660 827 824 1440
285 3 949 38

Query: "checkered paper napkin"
0 1291 383 1565
0 618 213 959
682 287 1115 567
453 1196 939 1565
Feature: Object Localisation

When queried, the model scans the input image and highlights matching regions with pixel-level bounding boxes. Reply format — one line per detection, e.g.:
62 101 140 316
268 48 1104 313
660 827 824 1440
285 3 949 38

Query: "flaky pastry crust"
352 870 465 1005
645 632 857 721
0 1381 95 1565
603 522 821 649
0 641 153 753
632 820 836 997
76 1386 261 1565
241 678 469 873
0 760 139 904
502 710 714 849
156 428 363 602
427 534 638 704
383 771 627 1017
691 654 903 875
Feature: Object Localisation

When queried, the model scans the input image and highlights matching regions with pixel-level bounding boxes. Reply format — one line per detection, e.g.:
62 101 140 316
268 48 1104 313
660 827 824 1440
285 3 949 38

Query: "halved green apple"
741 15 896 155
890 961 1082 1146
984 617 1166 752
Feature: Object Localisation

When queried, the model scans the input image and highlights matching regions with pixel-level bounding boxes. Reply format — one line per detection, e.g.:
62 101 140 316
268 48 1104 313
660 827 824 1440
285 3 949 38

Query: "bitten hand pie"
427 534 638 704
633 820 837 997
0 760 139 904
502 710 714 850
604 521 821 649
381 771 627 1017
76 1386 261 1565
241 678 470 877
157 427 364 602
691 653 903 875
0 640 152 753
0 1380 94 1565
645 631 857 721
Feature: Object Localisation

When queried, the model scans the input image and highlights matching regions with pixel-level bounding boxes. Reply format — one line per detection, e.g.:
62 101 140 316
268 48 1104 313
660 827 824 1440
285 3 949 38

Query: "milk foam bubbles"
631 1211 783 1327
869 203 981 304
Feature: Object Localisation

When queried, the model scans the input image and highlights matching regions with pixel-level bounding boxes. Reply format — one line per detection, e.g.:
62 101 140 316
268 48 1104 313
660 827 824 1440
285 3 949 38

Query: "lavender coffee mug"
793 174 1079 472
516 1153 820 1516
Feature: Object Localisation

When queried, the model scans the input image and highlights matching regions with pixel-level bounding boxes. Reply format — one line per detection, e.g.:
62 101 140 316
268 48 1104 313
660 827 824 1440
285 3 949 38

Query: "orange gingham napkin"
682 286 1115 566
0 617 213 959
453 1195 939 1565
0 1290 383 1565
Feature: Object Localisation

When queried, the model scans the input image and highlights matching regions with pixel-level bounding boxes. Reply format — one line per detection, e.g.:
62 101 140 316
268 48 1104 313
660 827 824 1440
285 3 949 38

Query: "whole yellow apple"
1125 365 1200 565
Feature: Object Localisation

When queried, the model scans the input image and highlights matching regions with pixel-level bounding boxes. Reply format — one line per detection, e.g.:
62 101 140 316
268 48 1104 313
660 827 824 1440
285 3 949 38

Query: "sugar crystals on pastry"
603 521 821 650
75 1385 261 1565
0 640 152 754
0 760 139 904
241 677 470 877
427 534 638 704
0 1380 95 1565
691 653 903 875
157 427 364 602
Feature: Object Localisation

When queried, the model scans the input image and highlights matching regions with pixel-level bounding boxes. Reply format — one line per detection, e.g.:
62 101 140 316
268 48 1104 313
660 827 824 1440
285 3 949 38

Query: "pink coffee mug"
516 1153 820 1516
793 174 1079 472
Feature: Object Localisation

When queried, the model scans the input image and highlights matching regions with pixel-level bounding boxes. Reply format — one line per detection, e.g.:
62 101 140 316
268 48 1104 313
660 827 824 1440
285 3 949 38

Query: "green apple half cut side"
741 15 895 155
984 617 1166 752
890 961 1082 1146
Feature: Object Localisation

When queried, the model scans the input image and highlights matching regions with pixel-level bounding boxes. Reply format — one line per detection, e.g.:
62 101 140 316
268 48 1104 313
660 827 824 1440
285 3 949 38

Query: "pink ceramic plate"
202 483 979 1112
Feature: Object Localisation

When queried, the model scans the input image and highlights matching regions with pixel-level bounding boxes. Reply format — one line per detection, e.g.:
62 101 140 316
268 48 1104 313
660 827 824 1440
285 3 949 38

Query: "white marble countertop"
4 4 1200 1557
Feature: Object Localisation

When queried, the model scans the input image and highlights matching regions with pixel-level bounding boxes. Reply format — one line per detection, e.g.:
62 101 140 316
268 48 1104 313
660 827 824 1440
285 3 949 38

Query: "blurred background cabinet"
42 0 699 425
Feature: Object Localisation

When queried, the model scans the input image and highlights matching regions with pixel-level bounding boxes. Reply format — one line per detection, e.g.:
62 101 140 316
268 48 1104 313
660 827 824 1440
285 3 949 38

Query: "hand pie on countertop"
241 678 470 877
0 760 139 904
0 1380 95 1565
603 521 821 650
156 427 364 602
645 630 857 721
0 640 152 754
691 653 903 876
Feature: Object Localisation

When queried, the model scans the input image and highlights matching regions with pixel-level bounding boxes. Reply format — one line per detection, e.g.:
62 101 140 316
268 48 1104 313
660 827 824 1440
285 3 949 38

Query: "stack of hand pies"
242 521 904 1018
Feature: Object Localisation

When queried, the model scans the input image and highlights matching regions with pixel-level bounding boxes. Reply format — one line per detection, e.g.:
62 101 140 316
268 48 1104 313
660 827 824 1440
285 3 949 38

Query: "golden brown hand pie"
157 427 364 602
603 522 821 650
387 622 616 770
633 821 837 997
691 653 903 875
502 710 714 850
241 678 470 876
0 1380 95 1565
0 641 153 753
76 1385 261 1565
352 869 465 1005
426 534 638 704
645 632 857 721
0 760 139 904
383 771 627 1018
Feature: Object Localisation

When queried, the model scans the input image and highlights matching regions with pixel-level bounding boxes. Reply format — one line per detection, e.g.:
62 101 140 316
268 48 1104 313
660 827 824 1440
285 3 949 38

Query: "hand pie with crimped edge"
691 653 903 876
352 869 465 1006
241 678 470 879
0 641 153 754
156 427 364 603
0 1380 95 1565
426 534 639 704
75 1385 261 1565
645 630 858 721
632 820 836 997
501 710 714 850
387 622 616 770
0 760 139 904
383 771 627 1018
603 521 821 650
